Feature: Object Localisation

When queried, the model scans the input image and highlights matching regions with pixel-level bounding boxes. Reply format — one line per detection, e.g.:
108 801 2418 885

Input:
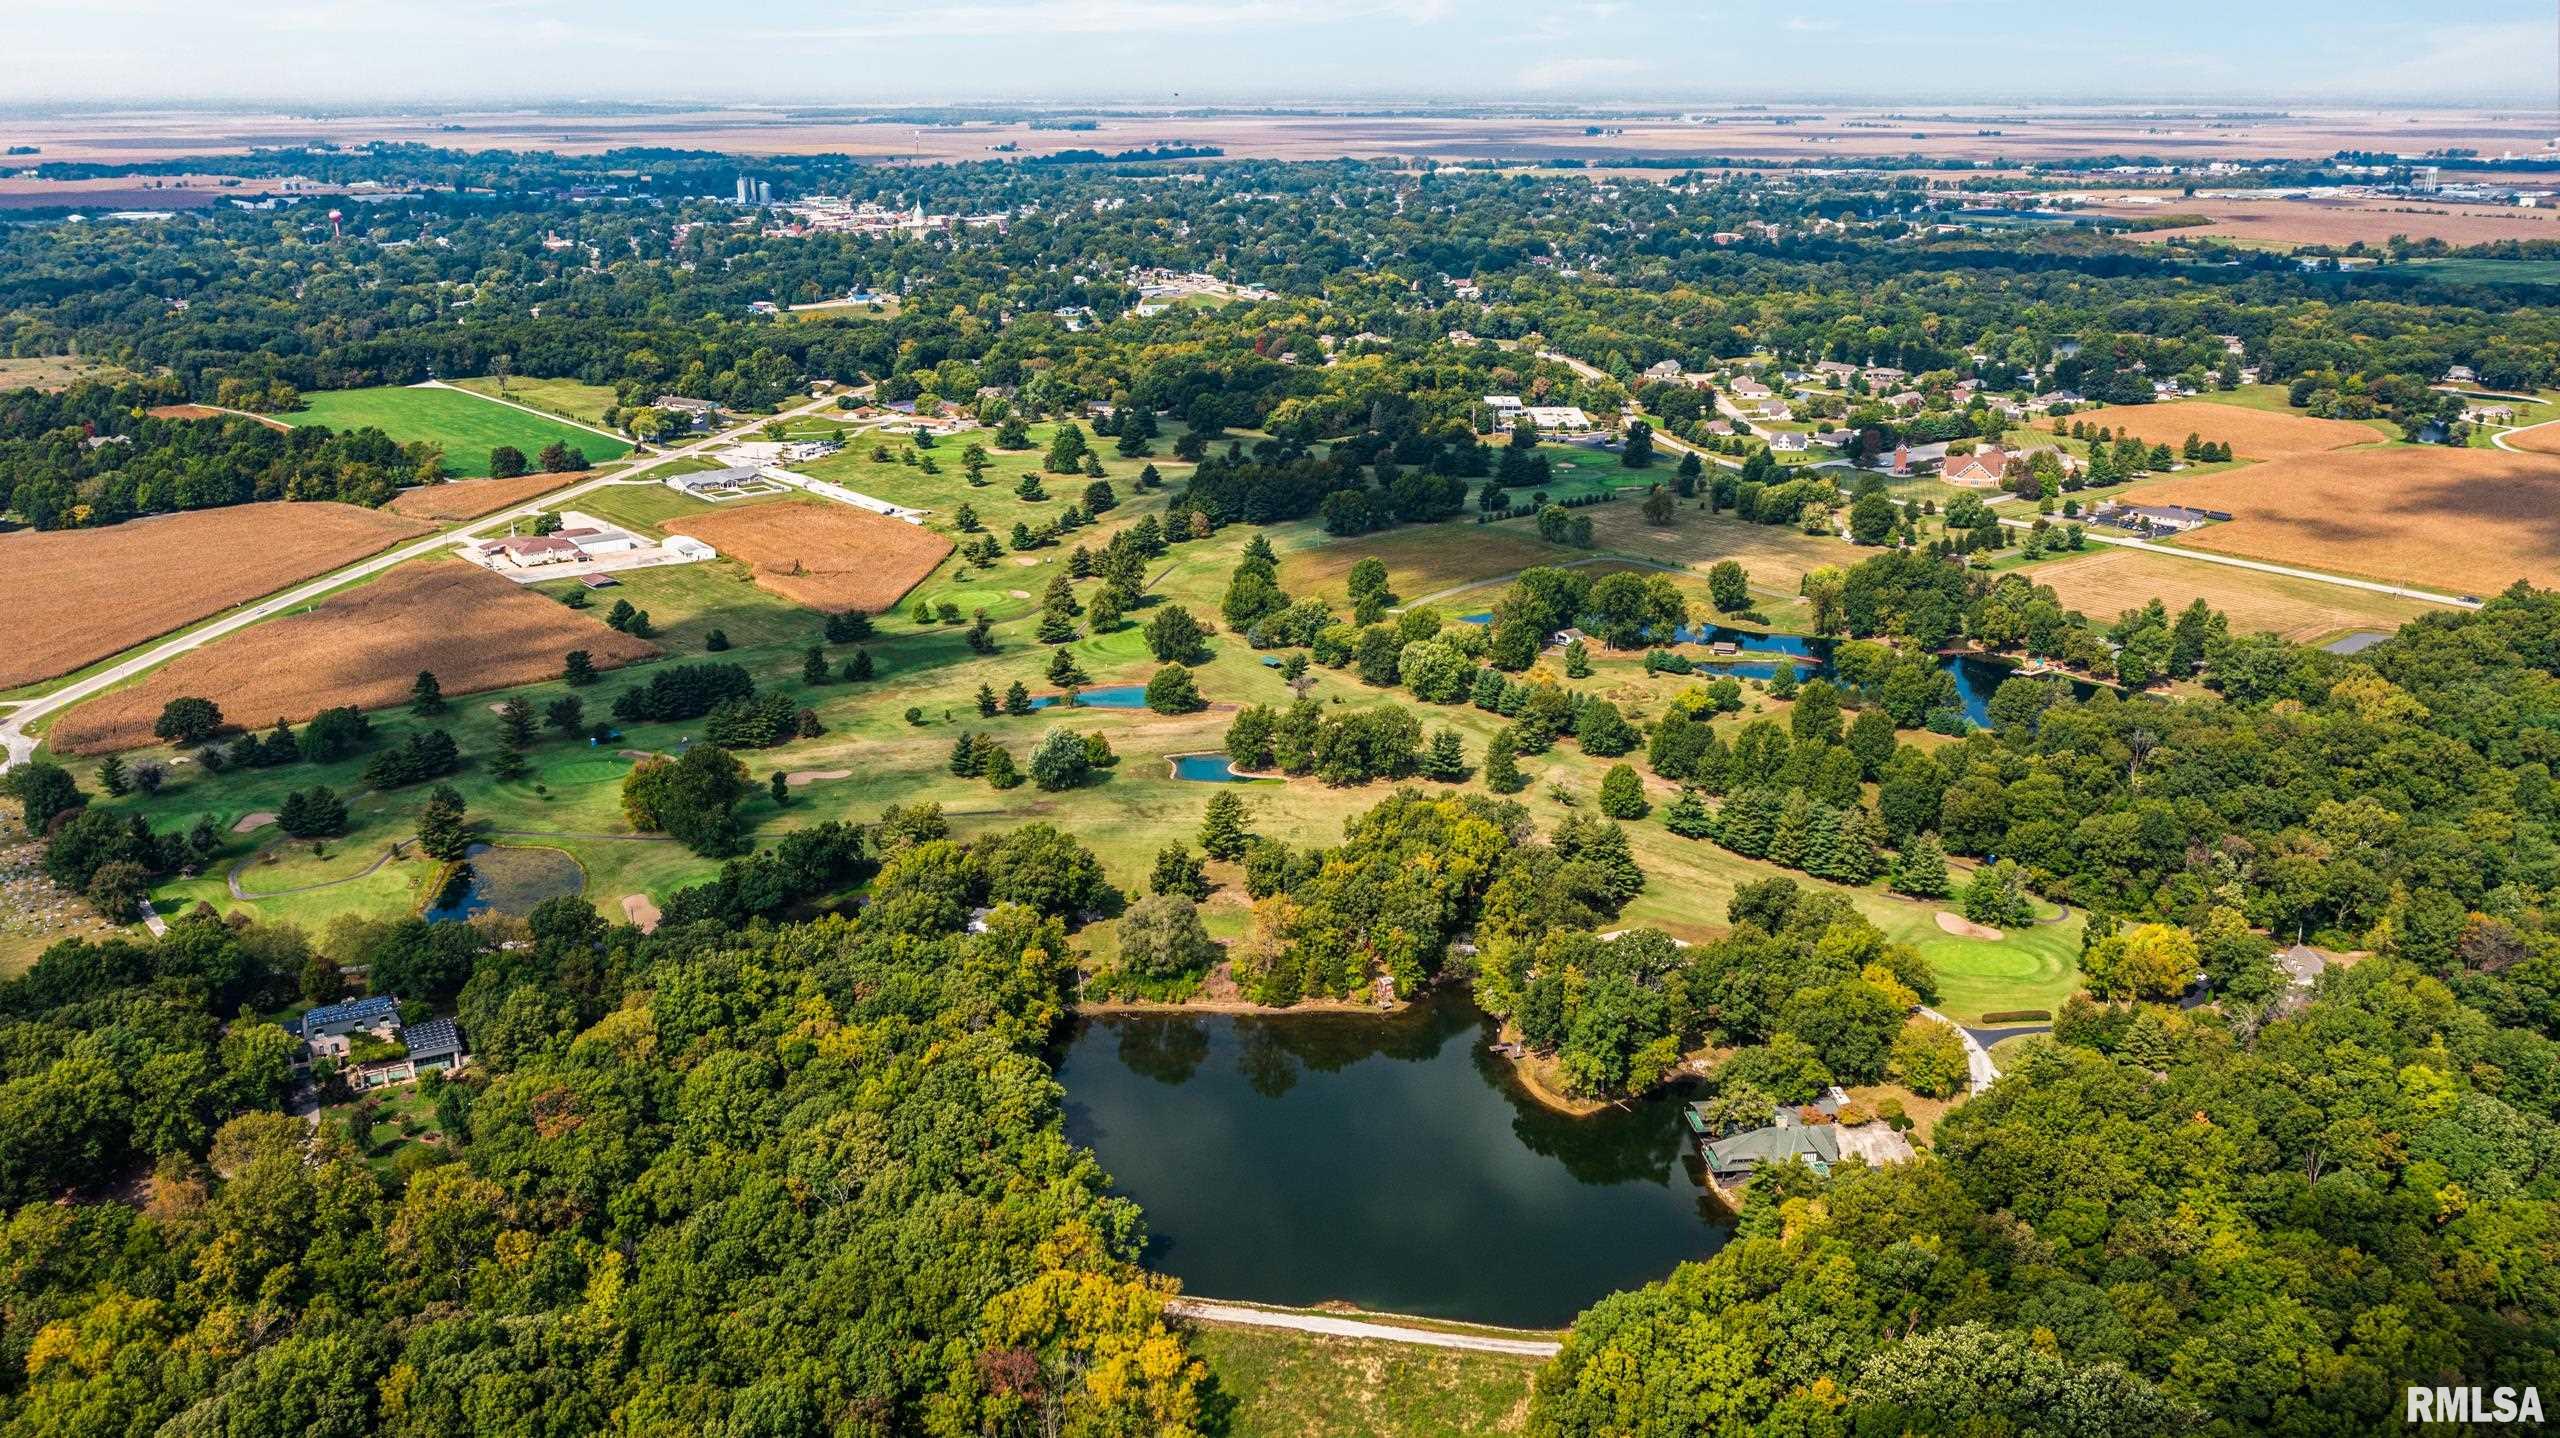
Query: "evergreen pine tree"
1420 727 1468 781
1599 763 1649 819
1484 727 1528 794
1888 833 1952 898
844 649 875 681
976 683 999 717
984 747 1022 789
410 670 445 714
1199 791 1251 861
1663 788 1715 838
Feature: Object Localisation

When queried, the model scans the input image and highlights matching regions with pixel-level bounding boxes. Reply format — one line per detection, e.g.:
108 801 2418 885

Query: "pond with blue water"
1029 684 1148 710
425 844 587 922
1058 991 1725 1326
1168 753 1268 783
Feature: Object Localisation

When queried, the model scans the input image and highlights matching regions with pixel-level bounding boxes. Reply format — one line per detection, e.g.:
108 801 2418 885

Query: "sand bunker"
231 811 278 834
1935 912 2005 941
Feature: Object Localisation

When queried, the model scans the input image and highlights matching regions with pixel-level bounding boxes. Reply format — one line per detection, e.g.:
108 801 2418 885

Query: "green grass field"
289 385 631 477
46 435 2085 1025
450 375 622 427
1194 1326 1538 1438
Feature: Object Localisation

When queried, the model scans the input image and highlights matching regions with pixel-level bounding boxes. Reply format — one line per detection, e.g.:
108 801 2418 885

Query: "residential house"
1768 430 1809 453
1884 390 1928 413
2465 404 2515 425
1942 446 2009 487
1885 441 1951 476
1860 365 1907 388
2446 364 2480 384
653 395 719 431
290 995 471 1091
1643 359 1684 381
1729 377 1774 402
2091 501 2224 535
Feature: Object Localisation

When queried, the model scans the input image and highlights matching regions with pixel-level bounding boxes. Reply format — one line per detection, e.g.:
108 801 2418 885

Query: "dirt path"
1165 1299 1562 1357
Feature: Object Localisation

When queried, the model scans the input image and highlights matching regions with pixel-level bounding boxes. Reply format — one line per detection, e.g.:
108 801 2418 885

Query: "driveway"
1165 1299 1562 1357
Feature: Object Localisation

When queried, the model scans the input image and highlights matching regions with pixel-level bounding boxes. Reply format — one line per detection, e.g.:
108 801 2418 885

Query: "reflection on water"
1058 990 1725 1326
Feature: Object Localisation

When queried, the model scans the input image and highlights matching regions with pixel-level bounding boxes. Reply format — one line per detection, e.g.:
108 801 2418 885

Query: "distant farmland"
2127 448 2560 594
0 502 433 690
289 385 630 477
49 562 658 753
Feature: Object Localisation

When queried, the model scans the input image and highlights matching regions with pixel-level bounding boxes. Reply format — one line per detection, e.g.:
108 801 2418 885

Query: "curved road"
1166 1299 1563 1357
0 391 848 774
2492 417 2560 454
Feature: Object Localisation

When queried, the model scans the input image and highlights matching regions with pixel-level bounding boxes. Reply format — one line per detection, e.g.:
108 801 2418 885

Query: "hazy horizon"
8 0 2557 111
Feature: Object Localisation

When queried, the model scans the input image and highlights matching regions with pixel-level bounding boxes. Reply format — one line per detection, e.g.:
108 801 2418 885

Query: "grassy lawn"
288 385 631 477
450 375 622 427
46 444 2082 1030
1194 1326 1538 1438
567 481 798 536
530 562 819 652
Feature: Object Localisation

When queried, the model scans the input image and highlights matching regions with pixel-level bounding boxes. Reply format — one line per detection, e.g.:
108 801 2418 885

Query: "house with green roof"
1685 1102 1841 1181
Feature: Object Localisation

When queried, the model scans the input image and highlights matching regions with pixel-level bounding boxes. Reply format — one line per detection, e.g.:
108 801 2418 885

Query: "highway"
1 390 849 773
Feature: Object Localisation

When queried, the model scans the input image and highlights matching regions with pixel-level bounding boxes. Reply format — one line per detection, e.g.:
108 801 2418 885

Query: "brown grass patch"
2125 447 2560 593
0 502 434 689
663 501 952 612
2027 546 2434 642
2064 400 2381 461
1276 523 1569 602
2504 425 2560 456
49 563 658 753
387 472 584 522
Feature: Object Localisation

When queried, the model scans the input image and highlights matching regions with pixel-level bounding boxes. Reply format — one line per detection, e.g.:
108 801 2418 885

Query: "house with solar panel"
289 994 469 1090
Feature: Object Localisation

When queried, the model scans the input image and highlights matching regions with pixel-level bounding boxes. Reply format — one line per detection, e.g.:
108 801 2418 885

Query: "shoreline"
1074 994 1410 1018
1494 1040 1614 1118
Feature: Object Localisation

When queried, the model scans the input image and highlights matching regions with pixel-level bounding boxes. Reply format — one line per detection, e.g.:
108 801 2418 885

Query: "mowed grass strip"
0 501 434 690
1190 1325 1539 1438
289 385 630 477
448 375 621 427
664 500 954 614
49 561 659 753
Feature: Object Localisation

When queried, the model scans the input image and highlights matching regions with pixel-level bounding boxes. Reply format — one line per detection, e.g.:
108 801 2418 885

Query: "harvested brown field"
2028 546 2435 642
0 502 434 690
2127 195 2560 249
663 501 951 612
48 563 659 753
2124 448 2560 594
144 403 289 430
9 105 2548 168
2064 400 2382 460
2503 425 2560 456
387 472 584 522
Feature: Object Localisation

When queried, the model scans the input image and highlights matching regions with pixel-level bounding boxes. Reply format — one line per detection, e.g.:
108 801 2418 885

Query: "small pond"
1030 684 1148 710
1168 753 1264 783
425 843 586 922
1058 991 1726 1327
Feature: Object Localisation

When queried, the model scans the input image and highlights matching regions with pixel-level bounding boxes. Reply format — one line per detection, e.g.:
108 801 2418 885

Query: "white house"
1768 431 1809 453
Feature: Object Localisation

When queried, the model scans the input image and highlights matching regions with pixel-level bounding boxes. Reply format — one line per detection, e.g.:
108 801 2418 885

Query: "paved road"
0 391 846 774
1916 1006 1999 1095
1992 514 2478 609
1165 1299 1563 1357
2492 417 2560 454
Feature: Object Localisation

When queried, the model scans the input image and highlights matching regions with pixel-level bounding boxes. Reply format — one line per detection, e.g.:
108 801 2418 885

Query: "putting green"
1915 940 2050 980
545 757 631 785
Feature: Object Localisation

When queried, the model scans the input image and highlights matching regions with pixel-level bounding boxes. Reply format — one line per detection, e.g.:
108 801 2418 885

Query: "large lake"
1057 992 1728 1327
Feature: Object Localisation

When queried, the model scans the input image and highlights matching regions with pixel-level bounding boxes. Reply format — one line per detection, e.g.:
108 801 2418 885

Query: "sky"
5 0 2556 108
